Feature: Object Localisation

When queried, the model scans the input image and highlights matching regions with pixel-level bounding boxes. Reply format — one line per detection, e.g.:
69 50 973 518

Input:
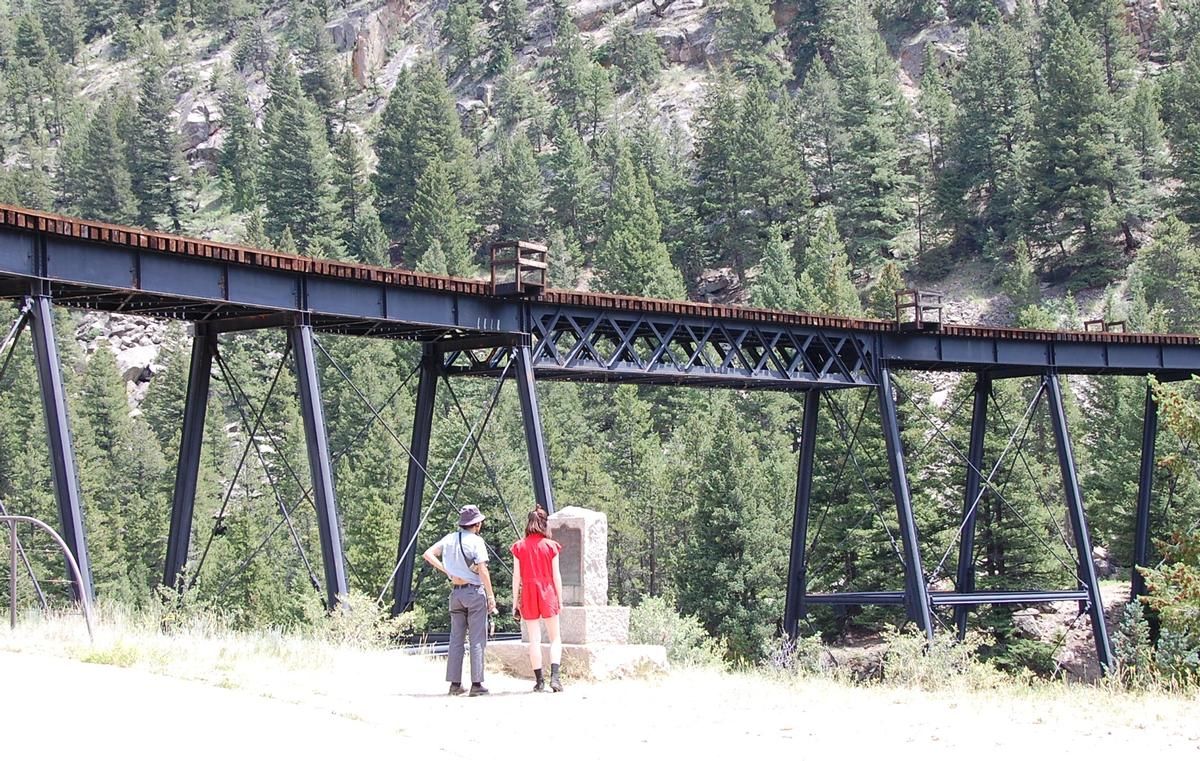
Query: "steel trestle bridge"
2 203 1197 671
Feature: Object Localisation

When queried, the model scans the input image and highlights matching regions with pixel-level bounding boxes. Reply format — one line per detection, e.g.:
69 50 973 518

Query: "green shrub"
1112 601 1157 690
760 631 829 677
880 626 1003 690
629 596 725 669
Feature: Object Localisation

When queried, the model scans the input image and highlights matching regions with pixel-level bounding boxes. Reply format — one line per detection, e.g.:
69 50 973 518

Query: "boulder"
1092 546 1116 579
179 99 222 152
995 0 1019 18
655 18 714 65
898 23 968 85
345 0 409 87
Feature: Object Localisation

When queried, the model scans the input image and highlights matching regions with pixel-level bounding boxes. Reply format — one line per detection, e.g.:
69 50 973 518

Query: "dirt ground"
4 642 1198 760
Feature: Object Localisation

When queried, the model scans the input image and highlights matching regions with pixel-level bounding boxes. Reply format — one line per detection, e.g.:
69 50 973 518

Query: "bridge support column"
514 345 555 514
163 324 216 591
28 291 93 602
1131 382 1158 602
1045 372 1113 672
954 374 991 639
784 389 820 639
289 322 347 611
392 344 440 615
878 370 934 639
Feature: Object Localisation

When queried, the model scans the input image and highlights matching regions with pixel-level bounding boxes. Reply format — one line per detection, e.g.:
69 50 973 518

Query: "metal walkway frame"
0 204 1193 672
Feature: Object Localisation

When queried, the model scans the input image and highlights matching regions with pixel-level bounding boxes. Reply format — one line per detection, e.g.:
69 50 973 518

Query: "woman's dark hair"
525 505 549 536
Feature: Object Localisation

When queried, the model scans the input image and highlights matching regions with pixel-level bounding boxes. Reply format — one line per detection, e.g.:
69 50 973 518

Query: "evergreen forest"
0 0 1198 675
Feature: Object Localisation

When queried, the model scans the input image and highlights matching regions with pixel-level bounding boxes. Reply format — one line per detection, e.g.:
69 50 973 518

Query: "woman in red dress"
510 506 564 692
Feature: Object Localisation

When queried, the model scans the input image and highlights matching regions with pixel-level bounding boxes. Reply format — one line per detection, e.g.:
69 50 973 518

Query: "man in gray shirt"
422 505 498 696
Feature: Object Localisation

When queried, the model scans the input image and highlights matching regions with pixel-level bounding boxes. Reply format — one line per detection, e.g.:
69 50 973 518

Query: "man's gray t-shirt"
439 530 488 585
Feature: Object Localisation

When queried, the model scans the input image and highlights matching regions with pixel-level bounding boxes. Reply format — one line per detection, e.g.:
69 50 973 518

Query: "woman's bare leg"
523 617 543 671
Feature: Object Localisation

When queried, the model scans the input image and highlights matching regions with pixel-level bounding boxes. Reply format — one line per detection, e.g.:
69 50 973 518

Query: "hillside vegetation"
0 0 1198 683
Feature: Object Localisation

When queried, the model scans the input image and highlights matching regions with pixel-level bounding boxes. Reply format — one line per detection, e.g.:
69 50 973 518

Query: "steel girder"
1132 384 1158 602
289 323 349 610
954 374 991 638
443 306 876 390
163 325 216 592
28 291 93 602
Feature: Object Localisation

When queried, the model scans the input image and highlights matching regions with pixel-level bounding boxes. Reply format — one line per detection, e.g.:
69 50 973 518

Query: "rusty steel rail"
2 203 1196 347
2 514 94 640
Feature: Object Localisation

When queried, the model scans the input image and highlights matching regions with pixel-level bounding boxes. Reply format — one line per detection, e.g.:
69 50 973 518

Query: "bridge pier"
878 370 934 640
515 345 555 514
1045 372 1113 672
783 388 820 639
164 324 215 592
392 344 440 615
1131 382 1158 602
289 322 348 611
954 373 991 639
28 291 93 603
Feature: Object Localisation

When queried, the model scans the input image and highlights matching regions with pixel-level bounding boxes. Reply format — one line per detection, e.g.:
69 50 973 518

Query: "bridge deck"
0 204 1198 382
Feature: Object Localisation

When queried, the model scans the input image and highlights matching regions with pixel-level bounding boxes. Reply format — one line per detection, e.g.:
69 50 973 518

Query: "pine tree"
75 97 138 224
442 0 482 73
14 13 52 67
373 67 416 238
797 208 860 315
832 7 913 261
938 23 1033 259
795 56 844 205
493 132 545 241
294 7 343 134
371 61 477 251
130 43 188 230
867 261 904 319
415 239 450 275
218 74 260 212
259 51 345 258
1026 0 1127 284
334 128 389 265
1134 215 1200 332
675 396 784 662
595 146 686 299
39 0 84 63
1080 0 1138 97
408 157 473 275
692 69 742 272
750 224 800 310
492 0 527 57
1170 42 1200 227
715 0 789 89
546 110 601 244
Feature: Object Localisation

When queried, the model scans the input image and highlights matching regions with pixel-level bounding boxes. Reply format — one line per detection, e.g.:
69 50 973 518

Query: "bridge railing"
2 514 94 641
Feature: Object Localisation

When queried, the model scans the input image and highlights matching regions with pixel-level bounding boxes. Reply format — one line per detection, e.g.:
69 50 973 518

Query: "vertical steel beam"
954 374 991 639
784 389 820 639
289 322 348 610
877 370 934 639
163 325 215 591
392 344 440 615
1131 382 1158 602
514 345 555 514
28 292 93 602
1045 372 1114 671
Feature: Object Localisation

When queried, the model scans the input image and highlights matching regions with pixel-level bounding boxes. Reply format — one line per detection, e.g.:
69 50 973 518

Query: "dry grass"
2 604 1197 759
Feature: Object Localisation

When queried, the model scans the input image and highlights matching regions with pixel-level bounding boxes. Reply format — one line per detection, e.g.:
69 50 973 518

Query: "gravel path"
4 648 1198 760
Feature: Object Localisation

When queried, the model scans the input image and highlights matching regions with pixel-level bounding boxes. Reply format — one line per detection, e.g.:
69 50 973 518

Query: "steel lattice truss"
443 306 876 389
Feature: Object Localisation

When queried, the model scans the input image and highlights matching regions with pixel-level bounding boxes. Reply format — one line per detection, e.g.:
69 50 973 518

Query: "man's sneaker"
448 683 466 696
533 678 546 692
549 676 563 693
468 684 490 697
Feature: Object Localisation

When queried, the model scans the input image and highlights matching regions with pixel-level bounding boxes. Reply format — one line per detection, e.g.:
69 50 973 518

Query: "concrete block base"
487 642 667 680
525 606 629 645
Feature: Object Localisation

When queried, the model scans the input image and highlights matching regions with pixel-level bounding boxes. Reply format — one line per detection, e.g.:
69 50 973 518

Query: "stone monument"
487 506 667 680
